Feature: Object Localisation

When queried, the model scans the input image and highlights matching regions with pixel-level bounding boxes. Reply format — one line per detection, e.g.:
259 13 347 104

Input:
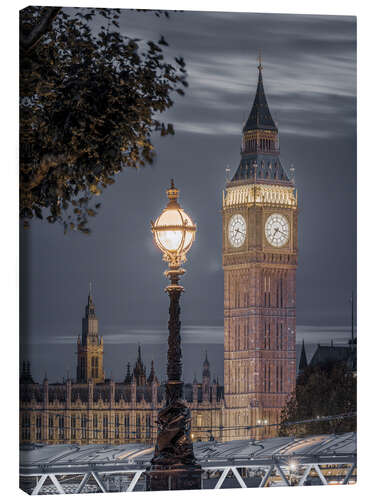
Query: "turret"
131 376 137 404
212 375 218 404
66 378 71 409
20 360 34 384
193 373 198 404
202 351 210 402
124 362 133 384
110 379 115 408
148 361 159 406
298 339 308 376
148 360 159 385
43 373 49 408
133 344 147 386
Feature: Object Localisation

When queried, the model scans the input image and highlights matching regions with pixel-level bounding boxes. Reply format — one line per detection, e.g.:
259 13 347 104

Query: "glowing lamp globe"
151 180 196 267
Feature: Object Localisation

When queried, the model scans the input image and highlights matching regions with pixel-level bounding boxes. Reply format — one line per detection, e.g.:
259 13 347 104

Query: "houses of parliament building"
20 61 298 445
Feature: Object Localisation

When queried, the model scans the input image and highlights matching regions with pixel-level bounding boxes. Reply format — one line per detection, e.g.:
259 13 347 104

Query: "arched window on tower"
280 323 283 350
264 274 271 306
103 415 108 439
91 357 98 378
276 322 279 350
280 278 283 307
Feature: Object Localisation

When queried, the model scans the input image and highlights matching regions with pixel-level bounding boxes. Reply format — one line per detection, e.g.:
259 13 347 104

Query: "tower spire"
299 339 308 375
257 48 263 71
243 55 276 133
230 54 292 185
203 350 210 379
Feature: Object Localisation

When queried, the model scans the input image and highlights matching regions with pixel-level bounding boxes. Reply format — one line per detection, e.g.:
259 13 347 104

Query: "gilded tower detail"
222 61 298 440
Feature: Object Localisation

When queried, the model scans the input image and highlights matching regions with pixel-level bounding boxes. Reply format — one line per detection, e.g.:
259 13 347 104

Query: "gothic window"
268 323 271 349
264 322 267 349
93 414 99 438
280 365 283 392
36 414 42 440
197 414 203 427
71 416 76 439
276 280 279 307
103 415 108 439
264 322 271 349
115 415 119 439
276 322 279 350
81 415 87 439
58 416 64 440
276 365 279 392
136 415 141 439
264 364 267 392
124 414 130 439
280 323 283 350
91 357 98 378
280 278 283 307
146 415 151 439
48 415 54 440
235 322 241 351
21 413 30 440
264 274 271 306
245 318 249 349
268 364 271 392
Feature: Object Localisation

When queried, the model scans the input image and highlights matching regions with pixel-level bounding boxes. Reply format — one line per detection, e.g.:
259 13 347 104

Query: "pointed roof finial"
257 48 263 71
299 339 308 372
166 178 179 203
148 360 158 384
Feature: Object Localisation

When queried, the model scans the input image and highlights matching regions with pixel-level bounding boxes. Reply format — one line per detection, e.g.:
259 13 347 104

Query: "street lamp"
146 180 202 491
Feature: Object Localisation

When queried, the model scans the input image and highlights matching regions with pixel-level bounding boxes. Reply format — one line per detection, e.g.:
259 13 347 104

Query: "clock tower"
222 60 298 440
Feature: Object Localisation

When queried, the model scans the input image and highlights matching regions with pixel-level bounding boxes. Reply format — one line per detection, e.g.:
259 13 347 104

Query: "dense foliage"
20 7 187 233
279 362 356 436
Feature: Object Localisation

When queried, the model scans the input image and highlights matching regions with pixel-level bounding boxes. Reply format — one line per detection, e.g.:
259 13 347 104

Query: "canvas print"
19 6 356 494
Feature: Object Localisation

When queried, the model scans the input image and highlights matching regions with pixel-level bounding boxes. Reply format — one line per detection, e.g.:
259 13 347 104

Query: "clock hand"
235 228 245 236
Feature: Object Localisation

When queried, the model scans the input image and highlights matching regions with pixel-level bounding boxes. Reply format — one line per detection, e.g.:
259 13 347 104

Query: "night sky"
20 10 356 384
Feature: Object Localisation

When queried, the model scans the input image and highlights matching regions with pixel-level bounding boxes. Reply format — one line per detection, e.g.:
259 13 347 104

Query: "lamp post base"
146 464 202 491
147 397 202 491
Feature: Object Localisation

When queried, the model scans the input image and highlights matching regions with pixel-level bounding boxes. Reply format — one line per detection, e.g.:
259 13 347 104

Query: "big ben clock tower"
222 59 298 440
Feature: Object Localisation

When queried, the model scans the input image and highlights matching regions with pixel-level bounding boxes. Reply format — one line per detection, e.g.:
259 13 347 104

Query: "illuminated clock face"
228 214 246 248
265 213 289 247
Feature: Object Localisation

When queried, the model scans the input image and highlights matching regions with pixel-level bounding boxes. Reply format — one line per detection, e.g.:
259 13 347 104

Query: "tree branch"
20 7 61 54
23 153 68 192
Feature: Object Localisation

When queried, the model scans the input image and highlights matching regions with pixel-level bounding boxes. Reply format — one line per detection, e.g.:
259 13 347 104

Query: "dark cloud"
20 10 356 382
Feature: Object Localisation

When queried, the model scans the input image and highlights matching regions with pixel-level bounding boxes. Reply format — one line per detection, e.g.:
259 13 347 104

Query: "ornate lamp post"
146 180 202 491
